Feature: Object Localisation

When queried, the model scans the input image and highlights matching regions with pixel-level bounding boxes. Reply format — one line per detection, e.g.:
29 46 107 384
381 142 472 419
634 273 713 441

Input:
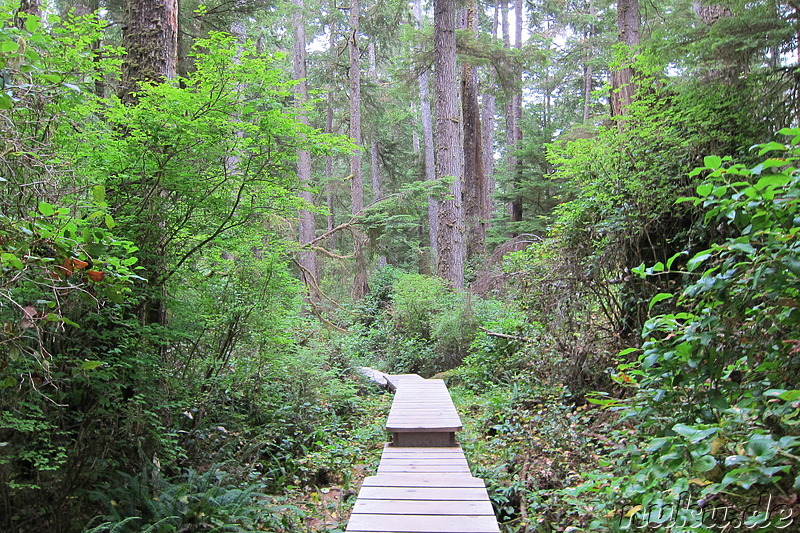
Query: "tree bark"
434 0 465 289
16 0 40 24
349 0 368 300
414 0 438 269
368 40 387 268
480 3 499 228
119 0 179 327
510 0 523 227
610 0 640 117
481 92 495 228
582 0 596 121
325 24 336 248
461 1 486 258
292 0 318 298
502 1 516 222
121 0 178 103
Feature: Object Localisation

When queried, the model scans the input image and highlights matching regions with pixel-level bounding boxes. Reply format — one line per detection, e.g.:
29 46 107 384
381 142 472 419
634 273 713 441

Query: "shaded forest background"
1 0 800 531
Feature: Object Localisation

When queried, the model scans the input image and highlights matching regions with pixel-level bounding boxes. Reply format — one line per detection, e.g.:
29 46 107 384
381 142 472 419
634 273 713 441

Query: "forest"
1 0 799 531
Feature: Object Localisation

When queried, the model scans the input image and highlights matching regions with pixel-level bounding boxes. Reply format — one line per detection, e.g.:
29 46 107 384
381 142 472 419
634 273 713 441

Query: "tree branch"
478 326 532 343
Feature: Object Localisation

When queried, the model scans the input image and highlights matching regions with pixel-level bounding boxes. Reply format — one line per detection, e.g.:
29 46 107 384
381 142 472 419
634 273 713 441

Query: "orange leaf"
87 270 105 282
72 258 89 270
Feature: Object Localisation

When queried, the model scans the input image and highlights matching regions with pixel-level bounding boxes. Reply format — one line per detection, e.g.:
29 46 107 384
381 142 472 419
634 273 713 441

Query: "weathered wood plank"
345 378 499 533
360 474 486 488
355 485 490 501
380 445 464 454
346 513 500 532
352 499 495 516
379 456 468 464
377 464 470 473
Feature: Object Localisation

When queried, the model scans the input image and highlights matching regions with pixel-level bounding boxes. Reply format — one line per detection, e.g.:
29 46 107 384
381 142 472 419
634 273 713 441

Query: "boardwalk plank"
355 486 490 501
352 499 495 515
345 376 499 533
360 474 486 487
346 513 500 532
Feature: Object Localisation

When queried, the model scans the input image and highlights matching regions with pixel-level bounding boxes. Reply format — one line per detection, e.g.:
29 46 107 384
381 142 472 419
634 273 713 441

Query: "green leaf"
703 156 722 169
38 73 61 83
686 250 713 272
696 184 713 196
778 390 800 402
25 16 40 33
672 423 718 444
1 252 23 270
0 93 11 110
695 455 717 473
754 174 791 190
757 141 786 156
649 293 673 311
80 360 104 371
730 242 756 255
104 214 116 229
646 437 669 452
0 40 19 53
746 437 777 461
725 455 749 467
666 251 687 269
91 185 106 204
38 201 55 216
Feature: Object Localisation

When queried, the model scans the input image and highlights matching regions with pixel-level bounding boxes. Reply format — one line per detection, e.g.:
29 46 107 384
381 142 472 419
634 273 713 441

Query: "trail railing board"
345 376 500 533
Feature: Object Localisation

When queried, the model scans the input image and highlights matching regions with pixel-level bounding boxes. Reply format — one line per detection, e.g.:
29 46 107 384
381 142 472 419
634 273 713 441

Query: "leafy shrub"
391 273 450 339
568 133 800 531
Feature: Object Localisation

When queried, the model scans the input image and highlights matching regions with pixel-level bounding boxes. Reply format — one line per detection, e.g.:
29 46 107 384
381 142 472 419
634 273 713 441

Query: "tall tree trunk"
120 0 179 327
325 24 336 248
481 93 495 228
15 0 40 25
368 40 387 268
509 0 523 227
582 0 596 121
434 0 465 289
461 1 486 258
412 103 421 155
292 0 318 301
121 0 178 104
610 0 640 117
480 3 499 228
502 1 516 222
414 0 438 269
349 0 368 300
325 95 336 243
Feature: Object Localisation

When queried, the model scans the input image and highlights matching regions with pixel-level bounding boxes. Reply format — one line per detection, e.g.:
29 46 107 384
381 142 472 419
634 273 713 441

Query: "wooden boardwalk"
346 376 500 533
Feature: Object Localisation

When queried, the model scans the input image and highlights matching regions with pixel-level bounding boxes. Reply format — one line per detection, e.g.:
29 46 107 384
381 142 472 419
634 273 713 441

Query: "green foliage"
344 268 529 378
0 8 363 532
392 273 449 338
455 300 533 391
85 466 297 532
562 134 800 531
